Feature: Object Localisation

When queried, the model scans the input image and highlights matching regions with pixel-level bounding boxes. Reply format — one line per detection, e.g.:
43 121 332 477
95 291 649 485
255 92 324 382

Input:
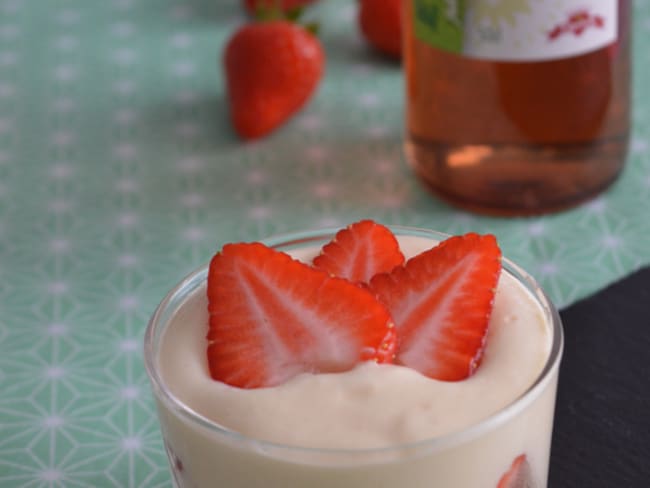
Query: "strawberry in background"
358 0 402 59
243 0 318 15
223 8 324 139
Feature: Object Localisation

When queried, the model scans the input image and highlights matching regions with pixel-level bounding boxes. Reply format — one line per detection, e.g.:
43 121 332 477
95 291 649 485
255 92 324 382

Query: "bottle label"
413 0 618 61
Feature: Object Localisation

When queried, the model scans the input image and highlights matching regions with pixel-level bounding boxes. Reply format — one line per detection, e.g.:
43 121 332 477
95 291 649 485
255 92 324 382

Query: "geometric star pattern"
1 0 649 486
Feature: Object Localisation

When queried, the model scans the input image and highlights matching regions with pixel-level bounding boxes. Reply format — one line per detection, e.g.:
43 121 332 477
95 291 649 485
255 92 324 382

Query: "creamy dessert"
145 225 563 488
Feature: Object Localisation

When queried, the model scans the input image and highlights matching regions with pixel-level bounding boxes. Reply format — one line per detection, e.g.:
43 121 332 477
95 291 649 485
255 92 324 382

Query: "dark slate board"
549 267 650 487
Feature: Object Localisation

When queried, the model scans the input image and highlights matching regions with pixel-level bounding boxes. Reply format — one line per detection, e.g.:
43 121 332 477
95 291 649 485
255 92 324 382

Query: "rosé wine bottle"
403 0 631 216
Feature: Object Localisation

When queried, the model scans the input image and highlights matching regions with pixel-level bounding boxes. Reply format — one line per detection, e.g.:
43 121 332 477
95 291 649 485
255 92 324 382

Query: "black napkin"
549 267 650 487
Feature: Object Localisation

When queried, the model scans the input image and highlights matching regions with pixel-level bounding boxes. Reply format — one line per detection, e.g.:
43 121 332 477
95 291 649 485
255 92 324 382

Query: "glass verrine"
144 226 563 488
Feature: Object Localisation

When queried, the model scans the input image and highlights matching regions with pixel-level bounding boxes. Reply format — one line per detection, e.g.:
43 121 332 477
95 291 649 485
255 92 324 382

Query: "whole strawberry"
358 0 402 59
223 12 324 140
243 0 318 15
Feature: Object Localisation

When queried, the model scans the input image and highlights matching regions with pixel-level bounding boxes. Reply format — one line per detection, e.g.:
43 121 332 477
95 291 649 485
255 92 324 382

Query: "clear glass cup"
144 227 564 488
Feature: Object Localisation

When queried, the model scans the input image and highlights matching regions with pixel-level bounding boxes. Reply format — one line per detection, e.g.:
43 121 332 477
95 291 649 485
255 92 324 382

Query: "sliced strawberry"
369 233 501 381
313 220 404 284
207 242 396 388
497 454 536 488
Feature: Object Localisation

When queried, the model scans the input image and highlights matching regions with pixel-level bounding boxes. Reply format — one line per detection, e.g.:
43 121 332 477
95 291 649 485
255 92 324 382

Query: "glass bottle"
403 0 631 216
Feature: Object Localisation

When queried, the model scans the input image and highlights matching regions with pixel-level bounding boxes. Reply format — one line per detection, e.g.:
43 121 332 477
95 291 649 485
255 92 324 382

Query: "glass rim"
144 225 564 457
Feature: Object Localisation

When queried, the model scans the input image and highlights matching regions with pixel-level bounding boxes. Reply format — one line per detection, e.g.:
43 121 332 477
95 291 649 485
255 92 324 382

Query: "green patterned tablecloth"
1 0 649 486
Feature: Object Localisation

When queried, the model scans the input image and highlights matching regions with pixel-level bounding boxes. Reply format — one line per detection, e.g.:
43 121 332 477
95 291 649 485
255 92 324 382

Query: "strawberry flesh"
207 242 395 388
313 220 404 284
369 233 501 381
497 454 536 488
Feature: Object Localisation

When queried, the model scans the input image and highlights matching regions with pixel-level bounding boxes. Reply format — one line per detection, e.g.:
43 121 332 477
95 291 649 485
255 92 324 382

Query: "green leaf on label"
413 0 466 53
